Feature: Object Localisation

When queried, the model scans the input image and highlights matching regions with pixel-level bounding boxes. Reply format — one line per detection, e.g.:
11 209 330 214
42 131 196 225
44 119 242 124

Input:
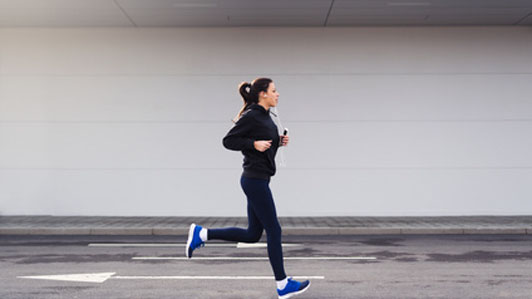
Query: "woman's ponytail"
234 82 253 122
233 78 272 122
239 82 252 103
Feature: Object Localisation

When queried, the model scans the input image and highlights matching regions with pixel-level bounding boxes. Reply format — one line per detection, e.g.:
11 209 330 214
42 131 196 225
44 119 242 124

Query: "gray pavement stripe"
132 256 377 260
87 242 301 248
2 227 530 235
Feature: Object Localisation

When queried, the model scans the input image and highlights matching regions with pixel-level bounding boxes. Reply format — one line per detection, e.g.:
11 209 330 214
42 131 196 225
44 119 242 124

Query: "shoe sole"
278 281 311 299
185 223 196 258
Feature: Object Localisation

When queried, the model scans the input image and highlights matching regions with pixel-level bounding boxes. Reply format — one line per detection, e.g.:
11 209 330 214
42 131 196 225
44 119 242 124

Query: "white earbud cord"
270 107 287 167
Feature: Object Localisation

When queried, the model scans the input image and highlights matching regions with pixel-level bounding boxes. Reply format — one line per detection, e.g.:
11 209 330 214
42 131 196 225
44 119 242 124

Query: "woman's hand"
280 135 289 146
254 140 272 152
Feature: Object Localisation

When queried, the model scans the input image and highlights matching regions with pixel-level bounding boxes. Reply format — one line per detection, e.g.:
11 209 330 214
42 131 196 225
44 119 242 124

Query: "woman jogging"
185 77 311 298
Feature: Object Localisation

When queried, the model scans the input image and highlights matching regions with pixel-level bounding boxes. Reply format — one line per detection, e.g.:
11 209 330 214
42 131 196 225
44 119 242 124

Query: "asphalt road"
1 234 531 298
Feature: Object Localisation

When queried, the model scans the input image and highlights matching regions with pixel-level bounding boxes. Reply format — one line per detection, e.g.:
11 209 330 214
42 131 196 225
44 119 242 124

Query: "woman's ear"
259 91 270 99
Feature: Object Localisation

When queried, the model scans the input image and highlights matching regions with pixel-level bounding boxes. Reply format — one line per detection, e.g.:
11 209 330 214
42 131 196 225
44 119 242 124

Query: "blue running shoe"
185 223 204 258
277 277 311 299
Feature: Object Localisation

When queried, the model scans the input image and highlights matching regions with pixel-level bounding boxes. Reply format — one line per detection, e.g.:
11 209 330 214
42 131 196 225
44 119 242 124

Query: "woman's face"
261 82 280 107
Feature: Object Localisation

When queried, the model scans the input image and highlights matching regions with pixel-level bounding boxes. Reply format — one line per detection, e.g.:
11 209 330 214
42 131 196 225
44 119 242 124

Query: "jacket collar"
249 103 270 114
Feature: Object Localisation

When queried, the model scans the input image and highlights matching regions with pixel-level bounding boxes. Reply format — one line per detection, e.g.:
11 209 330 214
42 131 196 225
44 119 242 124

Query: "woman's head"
235 77 279 120
238 77 272 106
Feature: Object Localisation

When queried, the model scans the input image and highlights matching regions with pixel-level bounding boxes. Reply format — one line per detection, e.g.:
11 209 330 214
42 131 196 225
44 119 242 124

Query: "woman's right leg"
239 176 287 282
207 201 264 243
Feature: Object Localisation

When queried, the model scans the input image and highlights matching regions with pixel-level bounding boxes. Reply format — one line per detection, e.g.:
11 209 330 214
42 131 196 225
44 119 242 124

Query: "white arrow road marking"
88 242 301 248
133 256 377 261
18 272 116 283
18 273 324 283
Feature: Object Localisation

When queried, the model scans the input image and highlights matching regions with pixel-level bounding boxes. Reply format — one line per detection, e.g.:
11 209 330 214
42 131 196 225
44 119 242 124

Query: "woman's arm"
222 113 256 151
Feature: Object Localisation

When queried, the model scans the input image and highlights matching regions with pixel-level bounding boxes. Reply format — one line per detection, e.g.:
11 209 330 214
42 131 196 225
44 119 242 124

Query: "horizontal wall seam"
1 167 532 171
2 119 532 124
2 72 532 77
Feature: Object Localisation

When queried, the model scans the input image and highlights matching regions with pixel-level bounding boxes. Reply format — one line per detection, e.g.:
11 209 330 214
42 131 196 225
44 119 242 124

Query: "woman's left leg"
207 200 264 243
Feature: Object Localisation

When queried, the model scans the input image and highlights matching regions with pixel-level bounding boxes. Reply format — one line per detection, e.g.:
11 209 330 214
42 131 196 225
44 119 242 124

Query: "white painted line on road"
18 272 324 283
236 243 301 248
133 256 377 261
88 242 301 248
113 275 325 280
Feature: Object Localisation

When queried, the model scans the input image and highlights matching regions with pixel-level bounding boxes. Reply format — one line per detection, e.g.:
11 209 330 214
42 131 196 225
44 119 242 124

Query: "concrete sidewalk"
1 215 532 235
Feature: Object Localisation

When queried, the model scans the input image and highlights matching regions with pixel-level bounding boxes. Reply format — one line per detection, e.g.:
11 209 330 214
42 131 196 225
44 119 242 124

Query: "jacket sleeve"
222 112 256 151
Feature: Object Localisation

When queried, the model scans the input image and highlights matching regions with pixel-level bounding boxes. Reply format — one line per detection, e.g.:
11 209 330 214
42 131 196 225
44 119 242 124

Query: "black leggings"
208 176 287 281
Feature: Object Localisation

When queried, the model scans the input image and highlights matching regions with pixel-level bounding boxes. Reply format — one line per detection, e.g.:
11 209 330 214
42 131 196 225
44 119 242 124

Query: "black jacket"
223 104 280 180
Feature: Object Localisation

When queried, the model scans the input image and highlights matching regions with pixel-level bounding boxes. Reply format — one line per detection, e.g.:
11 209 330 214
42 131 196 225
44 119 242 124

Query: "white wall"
1 27 531 216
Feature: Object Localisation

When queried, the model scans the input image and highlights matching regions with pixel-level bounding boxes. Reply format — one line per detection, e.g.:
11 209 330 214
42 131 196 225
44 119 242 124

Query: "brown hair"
234 77 272 122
